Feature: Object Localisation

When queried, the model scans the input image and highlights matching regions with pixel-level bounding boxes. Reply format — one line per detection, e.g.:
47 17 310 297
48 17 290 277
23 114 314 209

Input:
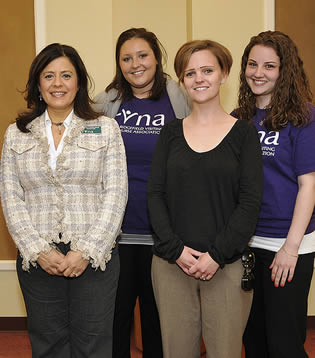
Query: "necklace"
52 122 64 135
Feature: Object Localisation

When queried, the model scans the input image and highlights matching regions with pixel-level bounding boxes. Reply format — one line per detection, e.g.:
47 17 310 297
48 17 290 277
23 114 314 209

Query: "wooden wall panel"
0 0 35 259
276 0 315 104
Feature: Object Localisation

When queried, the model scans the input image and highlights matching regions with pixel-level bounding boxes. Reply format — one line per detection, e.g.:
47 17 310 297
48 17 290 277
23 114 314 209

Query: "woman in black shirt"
147 39 263 358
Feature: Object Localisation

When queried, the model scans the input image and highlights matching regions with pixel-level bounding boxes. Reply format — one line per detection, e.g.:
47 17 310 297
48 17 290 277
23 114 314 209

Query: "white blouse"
44 109 73 174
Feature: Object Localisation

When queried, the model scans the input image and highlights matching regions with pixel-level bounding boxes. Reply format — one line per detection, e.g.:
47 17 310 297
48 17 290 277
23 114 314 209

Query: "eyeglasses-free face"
39 56 78 116
119 37 158 98
183 49 227 105
245 45 280 109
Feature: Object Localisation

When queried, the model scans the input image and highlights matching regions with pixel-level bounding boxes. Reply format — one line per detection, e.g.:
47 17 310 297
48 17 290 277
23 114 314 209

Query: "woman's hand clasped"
37 249 65 276
58 250 89 278
270 246 298 287
189 252 219 281
176 247 219 281
176 246 202 275
37 249 89 278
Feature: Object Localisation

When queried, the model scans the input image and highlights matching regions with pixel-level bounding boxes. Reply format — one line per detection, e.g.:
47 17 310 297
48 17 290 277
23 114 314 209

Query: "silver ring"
200 275 206 281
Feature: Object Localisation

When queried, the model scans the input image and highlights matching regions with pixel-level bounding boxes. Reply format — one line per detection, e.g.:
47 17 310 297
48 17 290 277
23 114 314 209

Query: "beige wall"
42 0 267 111
112 0 188 82
191 0 265 112
40 0 267 111
43 0 187 96
44 0 113 96
0 265 26 317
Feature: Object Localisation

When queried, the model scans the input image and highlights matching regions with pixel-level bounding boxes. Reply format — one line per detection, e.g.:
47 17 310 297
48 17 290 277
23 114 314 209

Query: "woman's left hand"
270 246 298 287
188 252 219 281
58 250 89 278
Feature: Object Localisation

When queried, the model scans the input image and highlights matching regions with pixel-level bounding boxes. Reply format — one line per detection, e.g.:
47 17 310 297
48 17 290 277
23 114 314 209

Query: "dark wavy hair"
236 31 312 130
174 39 233 83
17 43 101 133
106 27 168 101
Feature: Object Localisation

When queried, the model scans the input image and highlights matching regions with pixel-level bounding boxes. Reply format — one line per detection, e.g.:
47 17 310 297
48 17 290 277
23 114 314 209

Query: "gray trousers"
152 255 252 358
17 243 120 358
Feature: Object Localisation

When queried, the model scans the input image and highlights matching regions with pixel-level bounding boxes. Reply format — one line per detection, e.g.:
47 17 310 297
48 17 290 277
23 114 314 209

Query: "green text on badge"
82 126 102 134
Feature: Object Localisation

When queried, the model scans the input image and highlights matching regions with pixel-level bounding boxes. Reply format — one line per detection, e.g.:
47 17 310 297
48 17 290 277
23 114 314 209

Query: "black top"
147 118 263 266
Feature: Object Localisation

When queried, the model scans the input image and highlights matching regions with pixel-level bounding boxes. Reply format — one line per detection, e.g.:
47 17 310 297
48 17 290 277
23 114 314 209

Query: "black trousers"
243 248 315 358
112 244 163 358
17 243 120 358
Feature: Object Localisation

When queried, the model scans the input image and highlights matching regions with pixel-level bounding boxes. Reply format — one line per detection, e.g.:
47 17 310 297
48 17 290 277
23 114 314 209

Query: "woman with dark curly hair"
233 31 315 358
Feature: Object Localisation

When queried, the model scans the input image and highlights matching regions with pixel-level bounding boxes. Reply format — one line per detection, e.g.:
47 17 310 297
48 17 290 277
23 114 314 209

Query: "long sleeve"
148 119 263 266
147 124 184 262
93 89 122 118
71 120 128 270
0 118 128 272
208 124 263 266
0 125 51 269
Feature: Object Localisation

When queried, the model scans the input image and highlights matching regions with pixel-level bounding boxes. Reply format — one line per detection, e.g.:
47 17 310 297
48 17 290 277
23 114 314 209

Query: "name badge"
82 126 102 134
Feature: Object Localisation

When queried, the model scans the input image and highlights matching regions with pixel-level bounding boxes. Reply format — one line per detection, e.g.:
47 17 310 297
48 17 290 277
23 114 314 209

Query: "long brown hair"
106 28 168 102
236 31 312 130
17 43 101 133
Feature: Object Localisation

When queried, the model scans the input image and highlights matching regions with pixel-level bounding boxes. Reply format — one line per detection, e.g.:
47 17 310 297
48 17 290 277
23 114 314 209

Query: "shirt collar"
44 109 73 129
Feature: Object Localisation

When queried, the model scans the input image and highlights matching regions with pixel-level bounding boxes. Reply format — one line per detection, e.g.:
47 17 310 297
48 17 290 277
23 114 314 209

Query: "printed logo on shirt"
258 131 279 157
116 109 165 135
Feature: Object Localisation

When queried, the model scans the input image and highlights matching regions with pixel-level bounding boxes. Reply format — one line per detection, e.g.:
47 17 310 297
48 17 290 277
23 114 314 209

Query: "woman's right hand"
176 246 202 275
37 249 65 276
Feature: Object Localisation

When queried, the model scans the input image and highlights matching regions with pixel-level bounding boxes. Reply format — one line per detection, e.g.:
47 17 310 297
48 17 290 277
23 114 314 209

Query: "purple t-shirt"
115 92 176 234
252 105 315 237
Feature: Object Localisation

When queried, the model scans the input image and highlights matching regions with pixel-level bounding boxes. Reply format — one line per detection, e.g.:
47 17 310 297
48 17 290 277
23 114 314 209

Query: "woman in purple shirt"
234 31 315 358
94 28 190 358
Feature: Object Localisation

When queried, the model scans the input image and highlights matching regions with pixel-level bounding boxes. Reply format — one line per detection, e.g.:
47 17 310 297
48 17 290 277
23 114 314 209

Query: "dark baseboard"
0 317 27 330
308 316 315 329
0 316 314 331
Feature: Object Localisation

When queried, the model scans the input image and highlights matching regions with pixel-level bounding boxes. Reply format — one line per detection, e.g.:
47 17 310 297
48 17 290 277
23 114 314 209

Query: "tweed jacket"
0 114 128 271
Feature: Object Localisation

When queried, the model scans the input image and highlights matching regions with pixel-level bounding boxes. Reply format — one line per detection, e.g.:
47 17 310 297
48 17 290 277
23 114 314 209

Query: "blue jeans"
17 243 119 358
